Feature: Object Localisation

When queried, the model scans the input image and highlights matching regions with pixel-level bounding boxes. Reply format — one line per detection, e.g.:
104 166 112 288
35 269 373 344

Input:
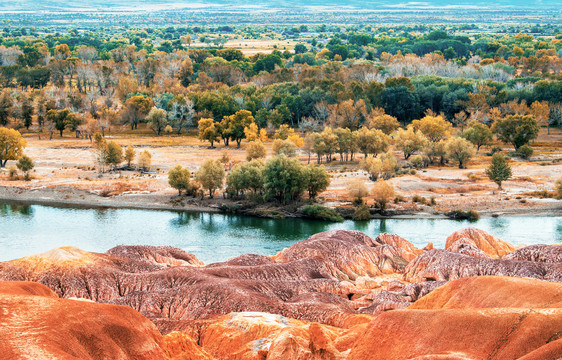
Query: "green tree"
264 155 305 203
45 108 78 137
381 85 419 125
492 115 539 150
195 159 225 198
226 159 265 197
168 165 192 195
0 90 13 126
105 141 123 169
294 43 307 54
146 107 168 136
0 128 26 167
21 95 33 130
486 153 512 189
303 164 330 200
461 121 493 151
443 47 457 60
445 137 476 169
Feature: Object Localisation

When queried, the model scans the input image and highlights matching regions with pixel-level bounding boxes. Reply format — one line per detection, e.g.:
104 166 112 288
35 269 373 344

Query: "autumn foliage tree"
0 128 26 167
409 115 452 143
121 95 153 130
198 118 220 148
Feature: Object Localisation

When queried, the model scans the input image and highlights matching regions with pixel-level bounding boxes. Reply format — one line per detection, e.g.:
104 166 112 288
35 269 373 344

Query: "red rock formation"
0 230 419 329
0 281 213 360
409 276 562 310
272 230 415 280
404 248 562 282
349 276 562 360
373 233 423 261
2 228 561 349
503 244 562 263
445 227 516 258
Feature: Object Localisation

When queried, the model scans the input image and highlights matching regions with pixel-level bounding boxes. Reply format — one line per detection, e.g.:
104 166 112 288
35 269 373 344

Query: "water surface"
1 202 560 263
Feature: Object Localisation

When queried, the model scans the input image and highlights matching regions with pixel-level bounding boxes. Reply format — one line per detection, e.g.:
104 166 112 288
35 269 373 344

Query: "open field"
2 127 561 217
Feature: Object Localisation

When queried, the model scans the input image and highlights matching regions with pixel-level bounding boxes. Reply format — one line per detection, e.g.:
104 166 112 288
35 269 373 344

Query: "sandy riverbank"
1 185 560 218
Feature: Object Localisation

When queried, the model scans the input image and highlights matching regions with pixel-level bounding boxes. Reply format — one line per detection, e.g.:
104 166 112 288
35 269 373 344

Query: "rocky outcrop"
503 244 562 263
445 227 516 258
0 281 213 360
404 248 562 282
0 230 419 329
349 276 562 360
408 276 562 310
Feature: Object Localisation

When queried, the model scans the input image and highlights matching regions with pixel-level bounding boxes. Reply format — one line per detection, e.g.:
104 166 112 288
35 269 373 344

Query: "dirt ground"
1 128 561 216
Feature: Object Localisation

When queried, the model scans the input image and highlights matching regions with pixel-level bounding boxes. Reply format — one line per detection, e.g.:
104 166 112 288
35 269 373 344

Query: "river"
1 201 560 263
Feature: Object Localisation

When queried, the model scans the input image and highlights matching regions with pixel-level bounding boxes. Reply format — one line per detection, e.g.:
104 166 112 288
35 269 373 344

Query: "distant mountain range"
1 0 560 12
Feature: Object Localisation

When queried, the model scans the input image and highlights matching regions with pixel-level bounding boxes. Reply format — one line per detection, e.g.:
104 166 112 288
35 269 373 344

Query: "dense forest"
0 24 561 137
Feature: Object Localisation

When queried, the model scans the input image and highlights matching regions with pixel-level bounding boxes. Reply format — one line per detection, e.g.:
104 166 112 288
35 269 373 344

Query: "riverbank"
1 185 561 219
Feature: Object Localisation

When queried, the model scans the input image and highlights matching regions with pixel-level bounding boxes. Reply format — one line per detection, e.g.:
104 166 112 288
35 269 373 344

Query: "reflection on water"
1 203 34 217
0 201 560 264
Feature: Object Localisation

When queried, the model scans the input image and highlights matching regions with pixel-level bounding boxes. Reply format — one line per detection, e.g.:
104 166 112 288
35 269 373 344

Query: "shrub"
490 146 503 155
272 139 297 157
412 194 427 204
394 195 405 203
556 177 562 200
301 204 343 222
410 155 424 169
516 145 533 159
246 141 267 161
430 196 437 206
446 209 480 222
347 179 369 204
8 166 17 179
372 179 395 210
353 204 371 220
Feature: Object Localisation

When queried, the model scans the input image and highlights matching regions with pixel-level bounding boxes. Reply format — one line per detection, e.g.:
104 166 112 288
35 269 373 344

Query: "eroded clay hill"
1 228 561 359
0 281 213 360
